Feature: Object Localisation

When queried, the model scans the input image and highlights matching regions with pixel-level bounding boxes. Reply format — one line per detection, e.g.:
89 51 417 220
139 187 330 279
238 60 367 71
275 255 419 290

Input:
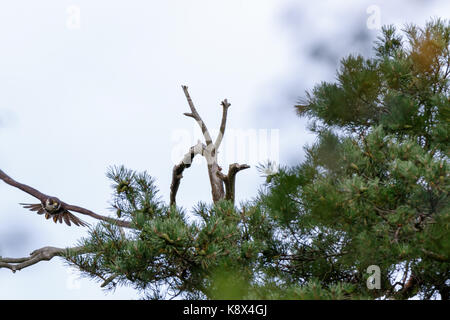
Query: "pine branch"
421 249 449 262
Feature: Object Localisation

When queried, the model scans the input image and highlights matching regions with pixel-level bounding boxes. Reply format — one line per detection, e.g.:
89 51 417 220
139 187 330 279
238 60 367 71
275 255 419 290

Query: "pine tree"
256 19 449 299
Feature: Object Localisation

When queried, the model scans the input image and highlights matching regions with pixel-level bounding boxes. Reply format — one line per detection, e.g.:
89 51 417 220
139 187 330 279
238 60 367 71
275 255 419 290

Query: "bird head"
44 197 61 212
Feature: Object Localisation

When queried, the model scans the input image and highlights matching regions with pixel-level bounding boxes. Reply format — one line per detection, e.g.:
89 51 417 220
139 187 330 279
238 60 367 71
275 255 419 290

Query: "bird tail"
66 212 90 227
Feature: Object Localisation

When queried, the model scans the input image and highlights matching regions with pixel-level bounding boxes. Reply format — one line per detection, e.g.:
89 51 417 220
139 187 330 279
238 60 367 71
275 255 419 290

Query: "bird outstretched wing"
20 203 89 227
20 203 46 215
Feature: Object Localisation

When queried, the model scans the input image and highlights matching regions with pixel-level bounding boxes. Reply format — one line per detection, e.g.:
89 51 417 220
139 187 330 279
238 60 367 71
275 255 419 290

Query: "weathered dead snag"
170 85 249 206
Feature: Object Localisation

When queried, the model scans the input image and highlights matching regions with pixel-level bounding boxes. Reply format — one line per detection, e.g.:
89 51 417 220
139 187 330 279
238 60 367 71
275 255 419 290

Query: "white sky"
0 0 448 299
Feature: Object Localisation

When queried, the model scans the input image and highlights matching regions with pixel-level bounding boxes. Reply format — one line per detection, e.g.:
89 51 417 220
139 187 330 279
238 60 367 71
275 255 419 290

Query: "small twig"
401 261 410 289
392 226 401 244
398 273 419 299
100 274 118 288
421 248 449 262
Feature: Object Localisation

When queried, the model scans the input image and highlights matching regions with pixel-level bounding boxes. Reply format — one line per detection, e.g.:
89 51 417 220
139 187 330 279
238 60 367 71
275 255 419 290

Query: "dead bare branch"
176 86 249 204
170 141 205 206
181 85 213 147
217 163 250 204
214 99 231 150
0 246 86 273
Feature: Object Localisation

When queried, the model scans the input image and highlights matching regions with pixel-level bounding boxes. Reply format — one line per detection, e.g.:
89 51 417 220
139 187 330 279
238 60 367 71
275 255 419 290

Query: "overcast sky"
0 0 448 299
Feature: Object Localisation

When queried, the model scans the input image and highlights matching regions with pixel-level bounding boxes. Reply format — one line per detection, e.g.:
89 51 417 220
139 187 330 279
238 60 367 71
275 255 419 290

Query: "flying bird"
20 197 89 227
0 169 94 227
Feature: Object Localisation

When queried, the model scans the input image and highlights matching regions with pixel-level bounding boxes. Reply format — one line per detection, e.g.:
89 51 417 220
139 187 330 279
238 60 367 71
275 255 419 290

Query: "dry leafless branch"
181 85 213 147
217 163 250 203
214 99 231 151
0 246 86 273
172 86 249 204
170 140 205 206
